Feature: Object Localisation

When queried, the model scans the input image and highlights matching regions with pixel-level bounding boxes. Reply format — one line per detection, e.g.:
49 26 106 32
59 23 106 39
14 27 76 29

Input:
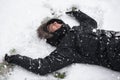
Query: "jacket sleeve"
7 54 43 75
66 10 97 30
9 31 77 75
39 31 77 75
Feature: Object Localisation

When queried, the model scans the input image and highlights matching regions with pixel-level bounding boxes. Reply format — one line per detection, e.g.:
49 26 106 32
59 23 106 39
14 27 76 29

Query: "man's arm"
66 10 97 30
5 31 77 75
5 54 42 75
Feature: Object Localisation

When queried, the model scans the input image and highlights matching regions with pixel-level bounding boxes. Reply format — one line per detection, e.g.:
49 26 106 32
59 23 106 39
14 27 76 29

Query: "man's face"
48 22 62 32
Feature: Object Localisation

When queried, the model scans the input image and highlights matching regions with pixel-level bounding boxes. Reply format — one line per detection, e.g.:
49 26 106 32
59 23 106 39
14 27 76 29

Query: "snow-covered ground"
0 0 120 80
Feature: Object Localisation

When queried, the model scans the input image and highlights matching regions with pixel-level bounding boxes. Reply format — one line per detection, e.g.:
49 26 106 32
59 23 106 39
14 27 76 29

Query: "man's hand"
4 54 20 63
66 11 76 17
66 9 81 17
4 54 10 62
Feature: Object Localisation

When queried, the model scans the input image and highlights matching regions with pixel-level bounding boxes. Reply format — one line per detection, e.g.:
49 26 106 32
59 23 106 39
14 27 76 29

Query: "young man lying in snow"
4 10 120 75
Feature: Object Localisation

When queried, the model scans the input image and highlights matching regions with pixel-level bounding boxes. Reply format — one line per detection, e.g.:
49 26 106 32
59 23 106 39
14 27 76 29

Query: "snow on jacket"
8 10 120 75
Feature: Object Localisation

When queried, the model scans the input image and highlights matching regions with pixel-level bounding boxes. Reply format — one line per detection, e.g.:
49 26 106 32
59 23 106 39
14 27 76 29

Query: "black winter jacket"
8 10 120 75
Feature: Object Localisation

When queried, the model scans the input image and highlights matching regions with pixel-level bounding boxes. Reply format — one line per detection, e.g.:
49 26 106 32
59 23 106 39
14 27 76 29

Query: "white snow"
0 0 120 80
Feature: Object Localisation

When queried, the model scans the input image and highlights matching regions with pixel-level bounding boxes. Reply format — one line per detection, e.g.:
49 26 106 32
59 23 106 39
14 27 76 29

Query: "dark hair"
46 18 64 26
